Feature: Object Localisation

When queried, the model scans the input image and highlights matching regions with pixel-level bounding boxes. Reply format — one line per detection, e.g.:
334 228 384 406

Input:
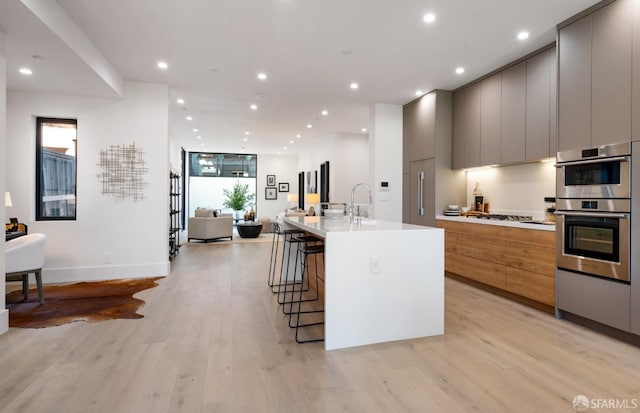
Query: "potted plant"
222 180 255 219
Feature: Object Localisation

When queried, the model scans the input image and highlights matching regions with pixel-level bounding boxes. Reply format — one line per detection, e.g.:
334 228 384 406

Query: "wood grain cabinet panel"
506 267 555 306
438 220 556 307
505 242 555 276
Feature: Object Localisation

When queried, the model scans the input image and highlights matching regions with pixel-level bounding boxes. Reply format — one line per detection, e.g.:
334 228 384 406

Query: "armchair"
5 233 47 304
188 208 233 242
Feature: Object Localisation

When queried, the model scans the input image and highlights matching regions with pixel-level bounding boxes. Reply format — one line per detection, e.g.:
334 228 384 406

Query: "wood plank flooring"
1 240 640 412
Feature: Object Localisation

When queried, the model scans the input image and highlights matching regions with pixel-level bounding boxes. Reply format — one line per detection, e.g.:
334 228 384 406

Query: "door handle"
418 171 424 216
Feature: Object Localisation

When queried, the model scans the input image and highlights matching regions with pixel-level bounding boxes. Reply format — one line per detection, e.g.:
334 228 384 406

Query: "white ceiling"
0 0 600 155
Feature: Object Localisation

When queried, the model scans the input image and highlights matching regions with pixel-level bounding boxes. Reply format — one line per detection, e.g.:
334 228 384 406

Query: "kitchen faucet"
350 183 373 222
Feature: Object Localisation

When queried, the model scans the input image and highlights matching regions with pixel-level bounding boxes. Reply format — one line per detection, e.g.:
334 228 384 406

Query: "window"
36 117 77 220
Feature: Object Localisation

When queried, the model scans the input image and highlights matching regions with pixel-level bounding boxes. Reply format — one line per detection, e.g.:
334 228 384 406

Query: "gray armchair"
188 209 233 242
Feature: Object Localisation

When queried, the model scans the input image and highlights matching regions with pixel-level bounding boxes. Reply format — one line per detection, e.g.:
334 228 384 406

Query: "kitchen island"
283 216 444 351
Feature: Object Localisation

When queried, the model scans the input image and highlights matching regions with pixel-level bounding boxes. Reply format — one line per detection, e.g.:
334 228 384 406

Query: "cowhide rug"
6 277 163 328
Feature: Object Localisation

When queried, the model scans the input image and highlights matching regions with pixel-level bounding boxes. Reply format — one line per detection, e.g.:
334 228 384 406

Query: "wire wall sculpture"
97 143 148 201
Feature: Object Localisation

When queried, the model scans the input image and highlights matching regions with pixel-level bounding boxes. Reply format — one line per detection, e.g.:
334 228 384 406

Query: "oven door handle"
555 155 630 168
555 211 630 219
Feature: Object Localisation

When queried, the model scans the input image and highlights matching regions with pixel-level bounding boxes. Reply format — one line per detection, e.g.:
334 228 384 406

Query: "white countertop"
283 216 438 238
436 215 556 231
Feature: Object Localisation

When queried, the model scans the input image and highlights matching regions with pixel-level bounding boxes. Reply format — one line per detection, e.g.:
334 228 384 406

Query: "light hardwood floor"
1 241 640 412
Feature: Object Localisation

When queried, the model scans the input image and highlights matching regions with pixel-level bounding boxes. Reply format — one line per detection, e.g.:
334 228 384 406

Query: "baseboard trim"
0 309 8 335
41 262 170 284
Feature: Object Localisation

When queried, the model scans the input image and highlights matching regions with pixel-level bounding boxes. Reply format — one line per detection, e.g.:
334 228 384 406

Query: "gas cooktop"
475 214 534 222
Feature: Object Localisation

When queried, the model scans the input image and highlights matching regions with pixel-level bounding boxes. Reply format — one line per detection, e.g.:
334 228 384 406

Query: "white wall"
370 103 402 221
257 154 299 219
298 133 369 208
466 161 556 219
0 31 8 334
6 81 170 283
188 176 256 216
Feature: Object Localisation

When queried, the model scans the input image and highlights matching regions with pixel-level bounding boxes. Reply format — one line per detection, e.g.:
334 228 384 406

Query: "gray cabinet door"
403 93 436 168
549 47 558 157
453 83 481 169
526 48 552 161
558 15 592 151
480 73 502 165
409 159 435 227
501 62 526 164
402 172 410 223
402 102 415 174
592 0 632 146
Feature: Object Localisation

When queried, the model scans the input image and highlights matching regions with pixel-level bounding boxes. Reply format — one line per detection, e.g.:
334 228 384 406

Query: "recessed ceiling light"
361 128 367 132
289 140 294 144
517 31 529 40
19 67 32 76
257 72 267 80
192 128 199 132
250 104 258 111
244 131 250 135
455 67 465 75
423 13 436 23
306 124 312 129
350 82 359 90
186 116 193 121
321 110 329 116
415 90 423 96
277 152 282 155
296 134 301 138
196 136 202 139
283 147 287 150
157 61 168 70
243 138 248 142
177 98 185 105
200 143 205 146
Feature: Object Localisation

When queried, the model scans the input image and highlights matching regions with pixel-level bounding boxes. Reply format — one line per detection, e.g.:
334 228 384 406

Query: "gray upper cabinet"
526 48 554 161
480 73 502 165
403 92 436 173
453 47 557 169
501 62 527 164
558 15 592 152
453 83 481 169
558 0 633 151
591 0 632 146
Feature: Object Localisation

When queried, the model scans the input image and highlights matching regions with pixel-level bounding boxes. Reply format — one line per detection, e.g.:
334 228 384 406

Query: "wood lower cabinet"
437 220 556 307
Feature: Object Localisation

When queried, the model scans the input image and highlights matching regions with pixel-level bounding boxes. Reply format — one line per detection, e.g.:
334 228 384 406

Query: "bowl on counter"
461 207 470 213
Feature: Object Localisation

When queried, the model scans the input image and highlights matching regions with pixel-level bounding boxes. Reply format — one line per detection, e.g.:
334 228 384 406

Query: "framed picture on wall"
278 182 289 192
266 175 276 186
265 187 277 200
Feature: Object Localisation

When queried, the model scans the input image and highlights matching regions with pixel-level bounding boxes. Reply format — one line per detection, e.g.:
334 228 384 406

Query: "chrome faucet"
350 183 373 222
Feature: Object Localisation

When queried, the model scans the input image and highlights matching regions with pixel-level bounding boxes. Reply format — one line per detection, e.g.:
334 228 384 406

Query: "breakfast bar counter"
283 216 444 350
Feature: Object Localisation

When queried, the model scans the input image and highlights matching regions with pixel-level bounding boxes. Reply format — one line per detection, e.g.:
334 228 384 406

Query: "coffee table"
236 222 263 238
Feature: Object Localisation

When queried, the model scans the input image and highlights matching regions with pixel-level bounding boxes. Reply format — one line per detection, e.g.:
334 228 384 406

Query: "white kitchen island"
283 216 444 351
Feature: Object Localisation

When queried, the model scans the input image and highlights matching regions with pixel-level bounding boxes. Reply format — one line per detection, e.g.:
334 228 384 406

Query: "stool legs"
290 242 325 344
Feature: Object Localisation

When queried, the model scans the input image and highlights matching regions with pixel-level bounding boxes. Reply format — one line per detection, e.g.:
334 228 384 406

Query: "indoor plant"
222 181 255 218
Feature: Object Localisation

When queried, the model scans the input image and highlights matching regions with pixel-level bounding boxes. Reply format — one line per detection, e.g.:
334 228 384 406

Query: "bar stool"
267 222 304 292
289 236 325 344
278 234 322 312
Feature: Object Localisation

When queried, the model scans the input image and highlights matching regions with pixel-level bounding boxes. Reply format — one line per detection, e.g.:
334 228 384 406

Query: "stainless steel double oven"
556 142 631 282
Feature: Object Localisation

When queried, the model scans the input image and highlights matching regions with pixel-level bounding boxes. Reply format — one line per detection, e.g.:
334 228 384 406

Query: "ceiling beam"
20 0 124 97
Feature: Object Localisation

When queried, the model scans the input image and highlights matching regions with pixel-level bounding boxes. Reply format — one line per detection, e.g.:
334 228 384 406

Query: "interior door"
409 159 435 227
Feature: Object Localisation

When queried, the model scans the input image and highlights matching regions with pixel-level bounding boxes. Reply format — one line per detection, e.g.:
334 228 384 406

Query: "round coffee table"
236 222 263 238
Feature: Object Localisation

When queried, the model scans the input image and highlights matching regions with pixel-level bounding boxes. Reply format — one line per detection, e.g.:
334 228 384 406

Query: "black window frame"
35 117 78 221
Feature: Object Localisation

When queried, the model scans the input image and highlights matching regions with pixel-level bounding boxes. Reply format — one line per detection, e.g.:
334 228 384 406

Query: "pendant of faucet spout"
350 183 373 221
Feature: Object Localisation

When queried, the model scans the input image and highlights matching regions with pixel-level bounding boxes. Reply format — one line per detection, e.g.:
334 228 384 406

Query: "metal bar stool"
268 222 304 292
289 236 325 344
278 234 323 313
